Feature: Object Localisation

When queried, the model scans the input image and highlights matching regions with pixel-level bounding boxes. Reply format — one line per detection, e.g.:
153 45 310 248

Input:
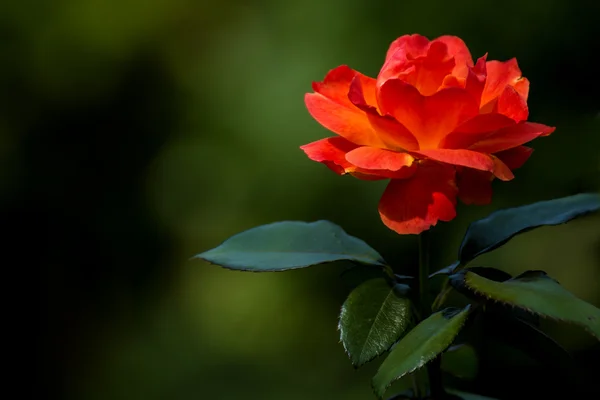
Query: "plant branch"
418 230 445 399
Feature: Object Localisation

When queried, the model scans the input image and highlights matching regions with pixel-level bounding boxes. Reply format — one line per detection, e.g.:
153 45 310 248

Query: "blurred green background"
2 0 599 399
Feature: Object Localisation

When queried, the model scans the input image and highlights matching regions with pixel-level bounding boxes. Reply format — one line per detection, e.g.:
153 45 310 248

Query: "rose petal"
347 75 380 114
465 55 487 105
305 93 385 147
345 147 416 179
306 66 386 147
300 136 359 175
379 40 455 96
457 168 493 205
513 77 530 101
312 65 357 107
348 77 420 151
496 85 529 122
384 34 430 64
481 58 528 108
378 79 479 149
440 113 516 149
378 163 458 235
413 148 514 181
467 122 555 154
365 113 420 151
410 41 456 96
440 74 464 89
494 146 533 170
435 35 474 78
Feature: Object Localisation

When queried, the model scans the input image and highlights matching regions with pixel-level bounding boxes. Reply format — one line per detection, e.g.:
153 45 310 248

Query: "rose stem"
418 229 445 398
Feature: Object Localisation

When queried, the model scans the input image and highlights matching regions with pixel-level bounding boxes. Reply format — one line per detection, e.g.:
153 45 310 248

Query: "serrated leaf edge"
459 271 600 340
338 282 412 367
372 305 471 398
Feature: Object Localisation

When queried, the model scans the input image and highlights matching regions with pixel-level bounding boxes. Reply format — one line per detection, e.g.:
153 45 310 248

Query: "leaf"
384 389 413 400
372 305 472 398
339 278 412 367
429 261 460 278
441 344 478 380
482 310 576 375
339 263 402 290
450 269 600 339
446 388 498 400
431 267 511 312
195 220 385 271
458 193 600 264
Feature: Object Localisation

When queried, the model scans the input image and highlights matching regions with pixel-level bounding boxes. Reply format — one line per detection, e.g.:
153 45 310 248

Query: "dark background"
1 0 599 399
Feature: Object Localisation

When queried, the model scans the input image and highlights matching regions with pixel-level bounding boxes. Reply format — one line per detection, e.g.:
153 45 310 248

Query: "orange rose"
301 34 555 235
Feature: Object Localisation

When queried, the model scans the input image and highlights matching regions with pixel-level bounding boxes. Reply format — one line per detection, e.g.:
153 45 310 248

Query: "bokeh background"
2 0 599 399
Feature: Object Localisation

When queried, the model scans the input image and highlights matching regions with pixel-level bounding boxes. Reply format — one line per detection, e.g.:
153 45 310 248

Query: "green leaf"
458 193 600 264
384 389 413 399
482 309 576 375
195 220 385 271
339 263 403 290
372 305 472 398
441 344 478 380
446 388 498 400
450 269 600 339
339 278 412 367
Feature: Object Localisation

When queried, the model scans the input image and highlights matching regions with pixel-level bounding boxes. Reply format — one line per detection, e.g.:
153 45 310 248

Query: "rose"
301 34 555 235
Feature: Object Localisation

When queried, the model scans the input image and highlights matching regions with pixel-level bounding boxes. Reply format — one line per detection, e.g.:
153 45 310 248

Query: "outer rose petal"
513 77 530 101
300 136 359 175
440 113 516 149
467 122 555 153
312 65 371 108
306 66 386 147
457 146 533 206
305 93 385 147
494 146 533 170
481 59 528 109
457 168 493 205
378 163 458 235
496 85 529 122
465 55 487 104
378 80 479 149
345 147 416 179
347 74 380 113
412 148 514 181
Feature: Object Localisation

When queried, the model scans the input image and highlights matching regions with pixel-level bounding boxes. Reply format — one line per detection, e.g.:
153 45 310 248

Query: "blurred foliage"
1 0 598 399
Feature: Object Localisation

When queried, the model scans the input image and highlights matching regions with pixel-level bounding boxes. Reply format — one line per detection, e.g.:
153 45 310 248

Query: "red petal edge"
378 163 458 235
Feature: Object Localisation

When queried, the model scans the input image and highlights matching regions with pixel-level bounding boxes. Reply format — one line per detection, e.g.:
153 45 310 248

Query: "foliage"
198 194 600 398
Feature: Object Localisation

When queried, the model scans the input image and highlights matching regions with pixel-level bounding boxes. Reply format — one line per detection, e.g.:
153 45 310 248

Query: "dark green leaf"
372 305 471 398
339 278 412 367
458 193 600 264
450 269 600 339
384 389 413 400
441 344 478 380
195 220 385 271
464 267 511 282
431 268 511 311
482 310 575 375
446 388 498 400
429 261 460 278
340 263 400 290
484 297 540 327
431 280 453 312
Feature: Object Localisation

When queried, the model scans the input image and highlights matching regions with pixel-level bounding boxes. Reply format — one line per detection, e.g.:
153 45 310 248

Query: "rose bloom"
301 34 555 235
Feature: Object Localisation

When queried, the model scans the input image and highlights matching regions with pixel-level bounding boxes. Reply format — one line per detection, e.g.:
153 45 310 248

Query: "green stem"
418 230 430 319
418 230 445 399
